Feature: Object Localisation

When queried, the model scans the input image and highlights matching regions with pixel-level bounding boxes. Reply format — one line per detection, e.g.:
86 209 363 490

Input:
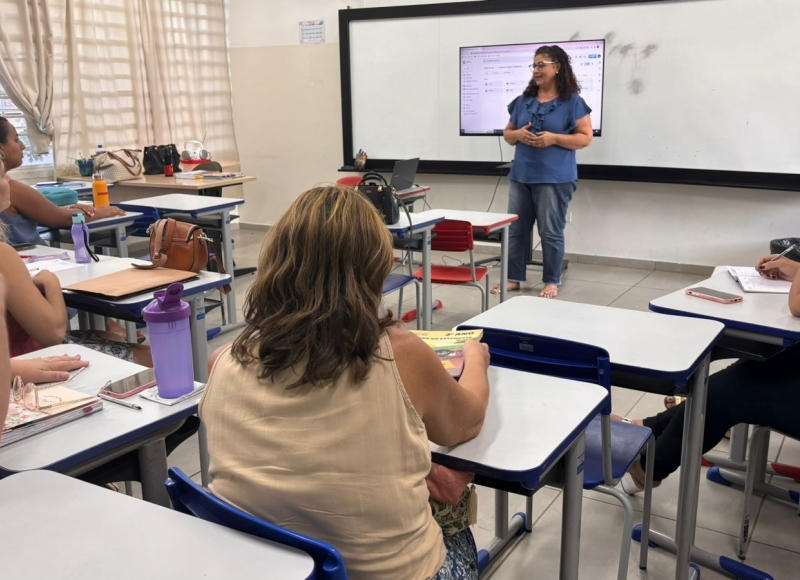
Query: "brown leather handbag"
133 218 231 294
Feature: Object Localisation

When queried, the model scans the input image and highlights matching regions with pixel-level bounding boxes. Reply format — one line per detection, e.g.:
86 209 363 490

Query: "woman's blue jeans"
507 180 576 285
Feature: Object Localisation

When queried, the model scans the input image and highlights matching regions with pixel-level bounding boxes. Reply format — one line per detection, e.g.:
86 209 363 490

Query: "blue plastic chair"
383 272 420 329
165 467 348 580
467 327 656 580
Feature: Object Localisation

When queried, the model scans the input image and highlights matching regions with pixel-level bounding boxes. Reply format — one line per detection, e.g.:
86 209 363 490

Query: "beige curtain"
0 0 55 154
50 0 238 173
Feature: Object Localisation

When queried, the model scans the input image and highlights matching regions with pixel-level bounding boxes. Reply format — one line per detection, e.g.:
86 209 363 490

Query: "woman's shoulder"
565 92 590 110
507 93 530 113
0 241 18 260
386 325 426 355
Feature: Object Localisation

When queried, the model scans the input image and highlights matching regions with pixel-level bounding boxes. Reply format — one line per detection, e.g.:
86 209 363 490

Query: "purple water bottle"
143 283 194 398
71 212 91 264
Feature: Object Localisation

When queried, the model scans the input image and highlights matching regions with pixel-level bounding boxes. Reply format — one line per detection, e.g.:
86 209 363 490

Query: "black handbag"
143 144 182 175
770 237 800 263
356 172 400 225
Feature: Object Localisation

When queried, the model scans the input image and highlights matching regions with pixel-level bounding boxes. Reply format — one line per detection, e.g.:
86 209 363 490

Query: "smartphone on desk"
12 243 37 251
100 369 157 399
686 286 743 304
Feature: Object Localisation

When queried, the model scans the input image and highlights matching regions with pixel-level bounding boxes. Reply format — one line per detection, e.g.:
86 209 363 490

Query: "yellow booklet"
410 329 484 377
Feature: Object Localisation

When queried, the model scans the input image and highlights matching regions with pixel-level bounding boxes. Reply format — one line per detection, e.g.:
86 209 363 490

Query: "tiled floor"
165 231 800 580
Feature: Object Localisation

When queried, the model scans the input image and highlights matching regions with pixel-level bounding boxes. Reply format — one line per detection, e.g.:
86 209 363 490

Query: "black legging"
641 344 800 483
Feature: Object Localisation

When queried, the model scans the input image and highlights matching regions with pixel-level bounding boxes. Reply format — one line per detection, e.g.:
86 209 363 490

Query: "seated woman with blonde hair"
201 185 491 579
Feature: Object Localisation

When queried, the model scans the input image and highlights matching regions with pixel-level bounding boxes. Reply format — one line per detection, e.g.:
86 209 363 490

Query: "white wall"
227 0 800 267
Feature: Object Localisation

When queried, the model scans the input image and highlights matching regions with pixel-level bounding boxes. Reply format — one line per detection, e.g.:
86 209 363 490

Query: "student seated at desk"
201 186 490 580
0 160 151 367
616 254 800 493
0 117 124 246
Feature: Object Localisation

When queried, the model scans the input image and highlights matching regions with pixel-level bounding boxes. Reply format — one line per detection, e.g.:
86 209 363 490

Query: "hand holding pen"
756 245 800 281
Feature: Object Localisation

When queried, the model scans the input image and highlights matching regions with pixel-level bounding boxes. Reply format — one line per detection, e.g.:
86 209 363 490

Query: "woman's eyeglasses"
529 62 557 71
11 376 39 411
9 375 96 414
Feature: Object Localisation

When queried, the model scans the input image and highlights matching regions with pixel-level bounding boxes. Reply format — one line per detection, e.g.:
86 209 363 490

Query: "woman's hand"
530 131 558 149
463 340 490 371
756 255 799 281
88 205 125 221
68 204 95 218
426 463 474 505
32 270 61 295
515 123 537 147
10 355 89 384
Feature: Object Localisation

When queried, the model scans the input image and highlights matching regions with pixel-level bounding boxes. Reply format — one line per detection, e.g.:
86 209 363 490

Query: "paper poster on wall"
299 20 325 44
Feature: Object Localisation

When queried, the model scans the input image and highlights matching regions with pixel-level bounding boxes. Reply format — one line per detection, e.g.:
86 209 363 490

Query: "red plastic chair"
413 219 490 312
336 175 362 187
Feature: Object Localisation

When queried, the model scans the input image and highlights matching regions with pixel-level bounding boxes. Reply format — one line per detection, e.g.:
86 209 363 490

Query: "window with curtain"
0 83 54 169
47 0 239 173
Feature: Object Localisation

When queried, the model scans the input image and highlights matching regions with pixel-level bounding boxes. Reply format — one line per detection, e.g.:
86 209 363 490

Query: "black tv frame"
338 0 799 192
459 39 605 137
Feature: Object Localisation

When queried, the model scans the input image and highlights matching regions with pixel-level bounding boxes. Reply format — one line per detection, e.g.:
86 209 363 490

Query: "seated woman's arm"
10 355 89 384
791 268 800 317
389 327 490 447
0 243 68 346
756 254 800 317
0 277 10 429
8 179 123 227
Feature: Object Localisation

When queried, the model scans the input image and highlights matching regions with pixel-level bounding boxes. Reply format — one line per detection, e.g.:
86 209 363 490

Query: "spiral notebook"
727 266 792 294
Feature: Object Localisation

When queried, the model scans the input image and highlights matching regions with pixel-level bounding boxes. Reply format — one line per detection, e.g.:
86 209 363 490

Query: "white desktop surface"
431 366 607 480
22 247 230 308
424 209 518 229
460 296 724 377
0 470 313 580
650 272 800 340
1 345 201 472
119 193 244 212
85 211 142 228
386 209 446 233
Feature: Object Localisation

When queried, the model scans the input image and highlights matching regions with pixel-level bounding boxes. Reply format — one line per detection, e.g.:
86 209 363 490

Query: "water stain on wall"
605 31 660 95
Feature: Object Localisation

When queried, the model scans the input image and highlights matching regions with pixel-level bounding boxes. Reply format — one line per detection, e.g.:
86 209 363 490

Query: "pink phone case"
100 380 157 399
685 289 743 304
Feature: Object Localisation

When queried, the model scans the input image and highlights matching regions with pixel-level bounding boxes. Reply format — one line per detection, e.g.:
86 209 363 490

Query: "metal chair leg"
397 287 404 319
739 426 769 560
640 436 655 571
525 495 534 532
595 484 635 580
414 281 421 330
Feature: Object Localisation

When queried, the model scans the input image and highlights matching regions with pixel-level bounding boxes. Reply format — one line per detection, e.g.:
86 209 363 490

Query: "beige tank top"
199 334 446 580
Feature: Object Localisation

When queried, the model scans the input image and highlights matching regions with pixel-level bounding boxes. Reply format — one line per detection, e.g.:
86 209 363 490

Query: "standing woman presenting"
493 45 593 298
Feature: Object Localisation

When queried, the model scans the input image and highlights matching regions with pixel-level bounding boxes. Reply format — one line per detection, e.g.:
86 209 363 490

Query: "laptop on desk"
390 158 419 194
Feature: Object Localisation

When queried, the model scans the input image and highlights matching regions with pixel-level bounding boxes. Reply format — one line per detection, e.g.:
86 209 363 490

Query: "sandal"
490 281 521 295
664 395 686 410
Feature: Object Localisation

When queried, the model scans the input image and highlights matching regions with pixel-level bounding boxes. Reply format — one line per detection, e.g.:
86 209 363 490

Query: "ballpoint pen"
759 243 799 269
98 394 143 410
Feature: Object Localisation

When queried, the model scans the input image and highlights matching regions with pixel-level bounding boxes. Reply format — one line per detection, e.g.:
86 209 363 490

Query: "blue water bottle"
71 212 91 264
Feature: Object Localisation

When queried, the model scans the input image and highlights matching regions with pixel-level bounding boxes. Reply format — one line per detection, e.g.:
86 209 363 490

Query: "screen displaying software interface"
460 40 605 136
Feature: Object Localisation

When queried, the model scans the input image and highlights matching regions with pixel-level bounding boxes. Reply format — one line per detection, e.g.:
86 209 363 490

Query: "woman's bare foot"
627 458 659 490
539 284 558 298
105 318 126 341
490 281 521 295
610 413 644 427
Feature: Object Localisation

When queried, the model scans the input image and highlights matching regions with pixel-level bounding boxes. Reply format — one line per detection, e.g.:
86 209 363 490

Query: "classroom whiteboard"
347 0 800 175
